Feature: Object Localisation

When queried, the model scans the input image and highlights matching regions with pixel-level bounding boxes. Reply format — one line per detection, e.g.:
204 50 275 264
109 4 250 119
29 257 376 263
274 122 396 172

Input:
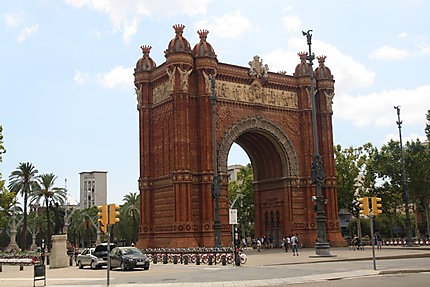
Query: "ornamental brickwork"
134 24 345 248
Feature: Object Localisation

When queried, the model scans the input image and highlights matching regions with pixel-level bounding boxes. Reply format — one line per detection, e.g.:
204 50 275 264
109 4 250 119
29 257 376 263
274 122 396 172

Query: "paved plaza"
1 246 430 286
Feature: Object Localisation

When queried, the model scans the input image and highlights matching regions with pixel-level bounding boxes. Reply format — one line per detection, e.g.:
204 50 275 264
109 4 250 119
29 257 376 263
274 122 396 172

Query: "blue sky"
1 0 429 205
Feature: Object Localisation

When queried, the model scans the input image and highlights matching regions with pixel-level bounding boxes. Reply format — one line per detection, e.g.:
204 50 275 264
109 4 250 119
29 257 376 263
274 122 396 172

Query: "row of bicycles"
144 247 247 265
385 239 430 246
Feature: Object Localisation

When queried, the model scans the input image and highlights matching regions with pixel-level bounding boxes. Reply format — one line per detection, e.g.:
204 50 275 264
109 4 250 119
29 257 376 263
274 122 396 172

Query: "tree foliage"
8 162 38 250
228 164 254 238
30 173 66 250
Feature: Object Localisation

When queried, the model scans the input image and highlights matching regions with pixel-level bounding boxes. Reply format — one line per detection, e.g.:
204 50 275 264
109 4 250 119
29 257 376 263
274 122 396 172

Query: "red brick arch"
134 25 345 249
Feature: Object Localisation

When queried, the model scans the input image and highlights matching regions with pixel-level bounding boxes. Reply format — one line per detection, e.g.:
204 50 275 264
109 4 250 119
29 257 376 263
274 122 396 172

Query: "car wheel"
143 266 149 270
121 261 127 271
78 261 83 269
90 261 97 269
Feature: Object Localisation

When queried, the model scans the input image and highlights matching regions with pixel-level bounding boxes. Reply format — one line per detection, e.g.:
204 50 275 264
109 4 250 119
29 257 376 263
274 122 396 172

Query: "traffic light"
109 204 120 225
97 204 108 233
358 197 369 216
372 197 382 216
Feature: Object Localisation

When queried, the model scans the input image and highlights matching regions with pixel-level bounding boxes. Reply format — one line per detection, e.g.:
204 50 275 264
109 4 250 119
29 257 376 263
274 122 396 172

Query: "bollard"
221 254 226 266
208 255 213 266
69 255 73 266
183 255 188 265
163 254 168 264
0 263 2 272
153 255 157 264
196 254 200 265
20 263 24 271
173 255 178 264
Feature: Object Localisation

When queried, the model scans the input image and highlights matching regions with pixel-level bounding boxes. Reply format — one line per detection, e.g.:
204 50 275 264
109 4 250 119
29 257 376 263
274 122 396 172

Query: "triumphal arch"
134 24 344 248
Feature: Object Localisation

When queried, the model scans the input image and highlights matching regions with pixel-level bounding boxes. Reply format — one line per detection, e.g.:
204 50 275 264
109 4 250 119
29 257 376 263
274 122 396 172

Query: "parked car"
76 243 116 269
110 247 150 271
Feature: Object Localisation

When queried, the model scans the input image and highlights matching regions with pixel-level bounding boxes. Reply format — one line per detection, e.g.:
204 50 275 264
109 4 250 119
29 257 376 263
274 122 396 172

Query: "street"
283 272 430 287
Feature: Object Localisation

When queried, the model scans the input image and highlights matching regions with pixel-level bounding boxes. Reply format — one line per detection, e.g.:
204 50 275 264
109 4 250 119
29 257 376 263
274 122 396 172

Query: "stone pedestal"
49 234 68 269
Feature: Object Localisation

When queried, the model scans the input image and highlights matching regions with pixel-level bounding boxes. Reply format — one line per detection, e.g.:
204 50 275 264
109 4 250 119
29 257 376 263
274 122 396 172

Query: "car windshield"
123 248 142 255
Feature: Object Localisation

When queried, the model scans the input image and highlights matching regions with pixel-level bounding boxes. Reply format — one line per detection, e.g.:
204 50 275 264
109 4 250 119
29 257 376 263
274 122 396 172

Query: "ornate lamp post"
302 30 332 256
394 106 413 246
210 74 222 247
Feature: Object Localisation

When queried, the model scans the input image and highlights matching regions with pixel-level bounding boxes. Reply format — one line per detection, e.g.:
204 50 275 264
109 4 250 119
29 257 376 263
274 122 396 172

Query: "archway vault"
218 115 300 180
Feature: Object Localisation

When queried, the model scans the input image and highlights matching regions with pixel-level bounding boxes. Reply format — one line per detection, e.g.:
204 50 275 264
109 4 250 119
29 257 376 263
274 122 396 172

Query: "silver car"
76 244 113 269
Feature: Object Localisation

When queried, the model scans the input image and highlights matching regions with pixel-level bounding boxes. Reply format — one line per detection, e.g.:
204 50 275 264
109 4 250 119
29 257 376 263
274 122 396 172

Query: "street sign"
229 209 238 224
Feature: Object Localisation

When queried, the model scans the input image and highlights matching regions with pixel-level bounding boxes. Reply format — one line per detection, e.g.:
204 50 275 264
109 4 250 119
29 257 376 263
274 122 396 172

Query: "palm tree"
31 173 66 251
122 192 140 244
8 162 38 250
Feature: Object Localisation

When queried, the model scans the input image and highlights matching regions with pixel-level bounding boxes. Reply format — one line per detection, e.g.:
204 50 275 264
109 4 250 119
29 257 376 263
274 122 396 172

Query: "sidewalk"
1 246 429 286
249 245 430 266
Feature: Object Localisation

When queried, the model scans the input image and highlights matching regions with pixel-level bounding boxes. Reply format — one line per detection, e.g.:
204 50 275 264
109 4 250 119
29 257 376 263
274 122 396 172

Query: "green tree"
0 185 17 229
68 208 98 248
334 143 376 214
425 110 430 141
8 162 39 250
31 173 66 250
121 192 140 245
228 164 254 239
405 139 430 237
373 140 408 237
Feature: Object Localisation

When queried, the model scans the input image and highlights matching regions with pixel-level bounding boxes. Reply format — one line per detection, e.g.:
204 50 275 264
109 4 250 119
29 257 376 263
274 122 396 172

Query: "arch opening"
221 116 300 247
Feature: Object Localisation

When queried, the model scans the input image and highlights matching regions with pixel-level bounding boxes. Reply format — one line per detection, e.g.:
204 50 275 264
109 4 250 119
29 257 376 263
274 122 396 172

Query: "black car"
110 247 150 271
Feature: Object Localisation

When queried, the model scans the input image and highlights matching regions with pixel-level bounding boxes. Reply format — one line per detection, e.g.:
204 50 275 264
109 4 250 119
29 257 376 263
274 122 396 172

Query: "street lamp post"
210 74 222 248
302 30 332 256
394 106 413 247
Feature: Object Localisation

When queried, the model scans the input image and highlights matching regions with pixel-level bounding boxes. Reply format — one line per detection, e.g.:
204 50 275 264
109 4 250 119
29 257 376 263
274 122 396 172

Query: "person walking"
283 236 290 253
256 238 261 252
291 233 299 256
376 231 383 250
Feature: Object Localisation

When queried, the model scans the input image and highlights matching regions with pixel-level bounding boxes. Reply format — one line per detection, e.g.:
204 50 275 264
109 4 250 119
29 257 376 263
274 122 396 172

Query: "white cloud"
97 66 134 89
263 37 375 96
73 70 90 85
282 15 301 33
64 0 210 42
418 41 430 55
334 85 430 128
5 13 22 27
368 45 411 60
17 24 39 42
194 11 252 39
398 32 408 38
383 132 426 145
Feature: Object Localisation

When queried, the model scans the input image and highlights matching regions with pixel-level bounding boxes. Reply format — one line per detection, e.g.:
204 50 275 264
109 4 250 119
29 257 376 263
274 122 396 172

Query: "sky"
1 0 429 206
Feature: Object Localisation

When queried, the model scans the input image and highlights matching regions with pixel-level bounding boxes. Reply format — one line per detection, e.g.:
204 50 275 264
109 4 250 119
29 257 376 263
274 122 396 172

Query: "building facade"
79 171 107 209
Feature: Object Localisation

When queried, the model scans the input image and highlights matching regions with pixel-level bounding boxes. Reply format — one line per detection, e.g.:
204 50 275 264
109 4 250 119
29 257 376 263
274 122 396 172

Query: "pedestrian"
291 233 299 256
376 231 382 250
256 238 261 252
283 236 290 253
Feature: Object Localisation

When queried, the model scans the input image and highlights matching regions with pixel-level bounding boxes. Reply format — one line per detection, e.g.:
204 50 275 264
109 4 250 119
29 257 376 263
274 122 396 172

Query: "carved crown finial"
317 55 327 65
173 24 185 36
298 52 307 61
140 45 152 55
197 29 209 41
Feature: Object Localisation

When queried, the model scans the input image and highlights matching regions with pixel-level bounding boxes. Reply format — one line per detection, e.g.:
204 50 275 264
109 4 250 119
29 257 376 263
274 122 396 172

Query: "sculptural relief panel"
215 80 298 109
152 77 298 109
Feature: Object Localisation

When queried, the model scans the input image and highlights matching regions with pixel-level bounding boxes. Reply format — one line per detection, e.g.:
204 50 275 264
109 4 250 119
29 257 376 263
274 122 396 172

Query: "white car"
76 244 114 269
